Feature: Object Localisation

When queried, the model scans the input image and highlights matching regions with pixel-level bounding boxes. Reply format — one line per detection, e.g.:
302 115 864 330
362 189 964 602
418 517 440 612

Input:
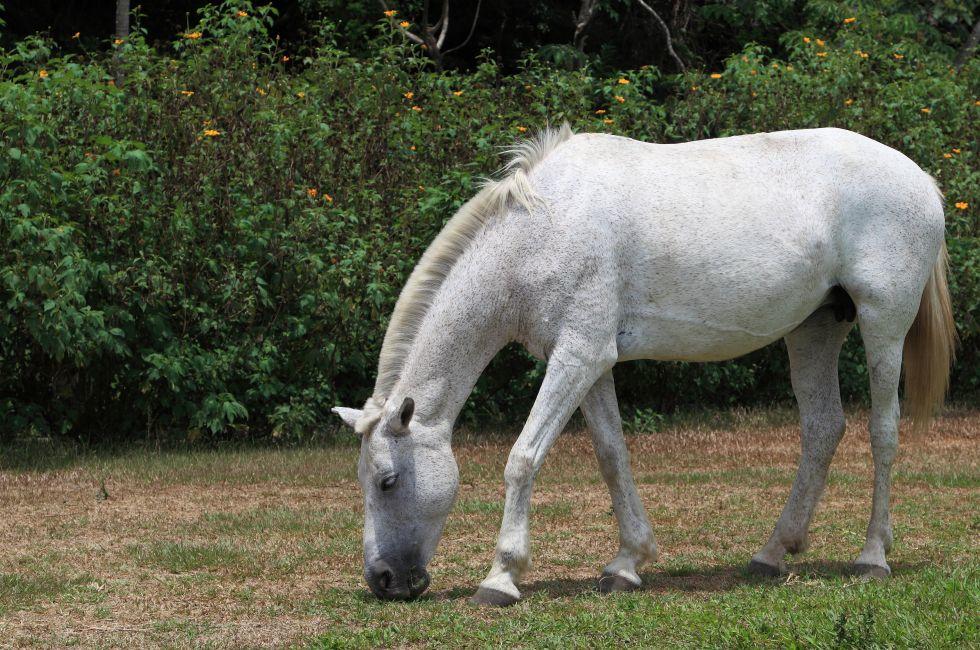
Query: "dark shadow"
423 559 936 601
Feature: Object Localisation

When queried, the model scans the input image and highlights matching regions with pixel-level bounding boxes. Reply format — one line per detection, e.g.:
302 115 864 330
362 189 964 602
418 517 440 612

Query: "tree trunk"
954 19 980 70
114 0 130 86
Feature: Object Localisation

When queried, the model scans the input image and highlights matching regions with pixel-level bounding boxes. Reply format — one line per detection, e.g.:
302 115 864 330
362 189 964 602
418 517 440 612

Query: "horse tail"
903 239 956 433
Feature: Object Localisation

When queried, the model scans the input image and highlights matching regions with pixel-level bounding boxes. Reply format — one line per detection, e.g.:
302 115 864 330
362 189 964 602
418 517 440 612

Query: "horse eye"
379 474 398 492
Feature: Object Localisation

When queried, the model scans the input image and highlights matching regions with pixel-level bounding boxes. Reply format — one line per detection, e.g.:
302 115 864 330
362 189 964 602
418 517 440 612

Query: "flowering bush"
1 1 977 440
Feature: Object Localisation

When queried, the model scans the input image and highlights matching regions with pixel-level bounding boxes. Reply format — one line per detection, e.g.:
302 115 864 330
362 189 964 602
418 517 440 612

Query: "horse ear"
331 407 363 432
396 397 414 432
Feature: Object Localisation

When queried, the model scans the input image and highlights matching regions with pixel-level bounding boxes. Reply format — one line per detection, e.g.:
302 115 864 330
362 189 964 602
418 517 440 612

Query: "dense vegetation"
1 1 978 440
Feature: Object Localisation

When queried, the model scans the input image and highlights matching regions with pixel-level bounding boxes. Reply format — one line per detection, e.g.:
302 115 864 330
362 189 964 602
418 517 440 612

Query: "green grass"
0 408 976 647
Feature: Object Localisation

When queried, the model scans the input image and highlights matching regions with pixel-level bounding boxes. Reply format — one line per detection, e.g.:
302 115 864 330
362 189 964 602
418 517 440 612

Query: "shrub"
1 1 977 440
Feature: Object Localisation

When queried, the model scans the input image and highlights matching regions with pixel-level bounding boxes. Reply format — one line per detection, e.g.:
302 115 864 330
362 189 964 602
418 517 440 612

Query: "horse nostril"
408 567 430 596
378 569 393 591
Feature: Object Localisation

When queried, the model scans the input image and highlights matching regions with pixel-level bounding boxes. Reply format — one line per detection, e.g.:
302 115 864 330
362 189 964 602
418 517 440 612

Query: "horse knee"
504 450 535 487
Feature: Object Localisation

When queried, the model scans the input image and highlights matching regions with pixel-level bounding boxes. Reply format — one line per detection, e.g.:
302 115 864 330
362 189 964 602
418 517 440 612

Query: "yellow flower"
452 90 463 96
772 63 779 69
844 98 854 106
614 95 625 103
786 65 794 71
411 105 422 112
952 148 961 153
202 129 221 137
516 126 527 132
816 52 828 57
690 86 699 91
256 87 266 95
282 55 290 62
893 53 904 60
816 38 825 46
921 107 931 114
710 73 722 79
384 9 397 17
404 91 414 99
307 188 318 198
409 145 416 150
324 193 334 203
595 109 607 114
954 202 968 210
179 90 194 96
399 21 410 28
976 100 980 106
803 36 811 43
618 78 630 84
296 91 306 98
943 153 952 158
843 17 856 24
237 10 248 17
38 69 48 78
114 38 124 45
185 32 202 40
603 118 613 125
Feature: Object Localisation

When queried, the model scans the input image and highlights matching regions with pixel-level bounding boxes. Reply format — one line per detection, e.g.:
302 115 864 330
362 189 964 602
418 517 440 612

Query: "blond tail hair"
903 240 957 433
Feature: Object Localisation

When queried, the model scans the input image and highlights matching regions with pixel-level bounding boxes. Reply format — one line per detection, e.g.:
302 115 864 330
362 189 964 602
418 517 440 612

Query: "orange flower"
614 95 625 103
72 31 80 39
954 202 968 210
452 90 463 96
595 109 607 114
282 55 290 62
114 38 124 45
943 153 953 158
307 188 318 198
843 17 856 24
803 36 811 43
816 52 828 57
690 86 699 91
237 10 248 17
710 73 722 79
603 118 613 125
921 107 931 114
404 91 414 99
256 87 266 95
38 69 48 78
816 38 825 46
179 90 194 96
185 32 202 40
409 145 416 150
952 148 961 153
399 21 410 28
854 50 868 58
383 9 396 17
617 78 630 84
844 98 854 106
516 126 527 132
296 91 306 98
893 53 904 60
411 105 422 112
113 168 121 176
202 129 221 137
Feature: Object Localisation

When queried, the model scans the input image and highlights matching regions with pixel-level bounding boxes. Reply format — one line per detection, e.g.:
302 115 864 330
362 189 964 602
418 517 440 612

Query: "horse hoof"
747 559 784 577
854 563 891 580
469 587 519 607
598 572 639 594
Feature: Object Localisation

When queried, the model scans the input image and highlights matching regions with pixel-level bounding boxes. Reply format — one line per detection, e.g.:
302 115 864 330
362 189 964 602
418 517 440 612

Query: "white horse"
333 125 955 606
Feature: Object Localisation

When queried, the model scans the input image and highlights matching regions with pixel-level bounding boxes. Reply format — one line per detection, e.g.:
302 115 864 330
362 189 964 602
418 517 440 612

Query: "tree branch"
573 0 599 51
636 0 686 71
436 0 450 50
443 0 482 56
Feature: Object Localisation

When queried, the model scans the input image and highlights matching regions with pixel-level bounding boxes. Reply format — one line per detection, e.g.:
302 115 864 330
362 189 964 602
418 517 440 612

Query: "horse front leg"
581 370 658 593
471 341 617 606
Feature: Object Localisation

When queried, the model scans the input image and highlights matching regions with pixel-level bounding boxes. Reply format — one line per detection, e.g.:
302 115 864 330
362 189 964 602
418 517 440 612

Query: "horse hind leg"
749 303 853 575
580 371 658 593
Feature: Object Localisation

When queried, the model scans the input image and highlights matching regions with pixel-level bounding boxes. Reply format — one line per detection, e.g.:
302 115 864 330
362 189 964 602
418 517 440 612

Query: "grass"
0 406 976 647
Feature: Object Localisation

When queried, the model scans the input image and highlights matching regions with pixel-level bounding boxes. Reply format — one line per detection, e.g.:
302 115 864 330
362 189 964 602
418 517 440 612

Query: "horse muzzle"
365 558 431 600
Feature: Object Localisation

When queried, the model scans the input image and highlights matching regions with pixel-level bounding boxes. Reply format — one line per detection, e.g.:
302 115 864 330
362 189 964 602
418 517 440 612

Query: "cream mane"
355 124 574 432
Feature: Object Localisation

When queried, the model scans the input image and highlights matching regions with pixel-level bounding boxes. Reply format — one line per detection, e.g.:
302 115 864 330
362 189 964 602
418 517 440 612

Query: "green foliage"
1 1 978 440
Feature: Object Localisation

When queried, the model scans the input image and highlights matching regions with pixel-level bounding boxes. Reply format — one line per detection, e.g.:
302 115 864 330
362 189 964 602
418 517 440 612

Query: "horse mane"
357 124 574 431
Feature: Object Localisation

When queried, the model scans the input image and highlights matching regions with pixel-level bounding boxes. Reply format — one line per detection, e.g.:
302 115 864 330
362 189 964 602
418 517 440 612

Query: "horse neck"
389 252 512 432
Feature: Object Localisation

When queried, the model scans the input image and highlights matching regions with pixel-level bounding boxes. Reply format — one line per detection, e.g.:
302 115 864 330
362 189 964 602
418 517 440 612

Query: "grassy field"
0 407 976 648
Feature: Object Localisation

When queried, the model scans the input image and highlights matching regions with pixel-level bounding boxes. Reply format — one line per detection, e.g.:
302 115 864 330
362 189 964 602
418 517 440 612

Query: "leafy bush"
1 1 977 440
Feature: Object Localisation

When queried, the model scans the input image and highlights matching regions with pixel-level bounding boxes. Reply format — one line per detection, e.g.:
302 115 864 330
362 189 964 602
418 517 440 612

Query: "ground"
0 407 976 648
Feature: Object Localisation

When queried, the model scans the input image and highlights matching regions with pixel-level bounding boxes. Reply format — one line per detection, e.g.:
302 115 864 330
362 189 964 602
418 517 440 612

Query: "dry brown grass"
0 408 976 647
